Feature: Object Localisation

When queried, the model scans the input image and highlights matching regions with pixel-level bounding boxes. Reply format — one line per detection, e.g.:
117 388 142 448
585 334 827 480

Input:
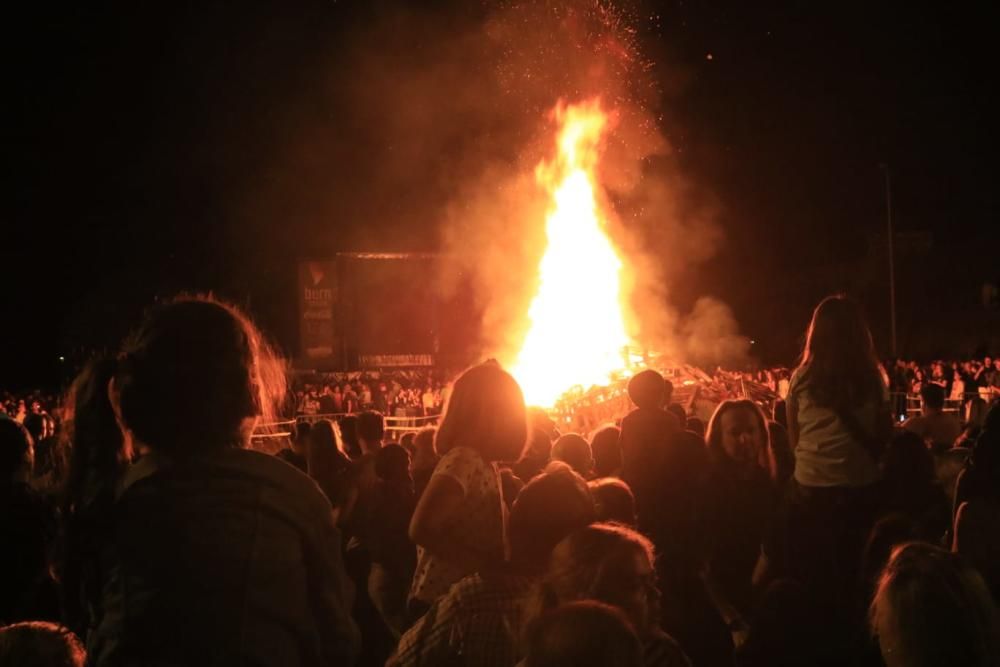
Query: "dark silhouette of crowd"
2 293 999 666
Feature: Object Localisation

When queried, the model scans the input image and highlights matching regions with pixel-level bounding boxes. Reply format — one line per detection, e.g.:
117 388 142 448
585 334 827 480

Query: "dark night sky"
6 0 998 389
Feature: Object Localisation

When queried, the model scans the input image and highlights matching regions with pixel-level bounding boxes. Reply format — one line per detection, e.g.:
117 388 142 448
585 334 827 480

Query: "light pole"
880 164 897 358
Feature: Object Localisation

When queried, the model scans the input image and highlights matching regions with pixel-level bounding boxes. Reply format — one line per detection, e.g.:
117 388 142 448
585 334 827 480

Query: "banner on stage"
298 261 340 364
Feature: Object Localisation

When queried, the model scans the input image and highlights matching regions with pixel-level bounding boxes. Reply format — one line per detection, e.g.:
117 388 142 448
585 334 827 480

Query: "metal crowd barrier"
890 391 993 420
256 413 440 440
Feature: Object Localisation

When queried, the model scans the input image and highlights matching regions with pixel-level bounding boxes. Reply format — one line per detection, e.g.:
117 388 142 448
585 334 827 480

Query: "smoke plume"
254 0 750 369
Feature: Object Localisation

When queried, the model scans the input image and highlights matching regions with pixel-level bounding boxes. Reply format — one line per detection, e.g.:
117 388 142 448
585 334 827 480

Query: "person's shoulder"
438 445 485 466
645 630 693 667
224 448 332 508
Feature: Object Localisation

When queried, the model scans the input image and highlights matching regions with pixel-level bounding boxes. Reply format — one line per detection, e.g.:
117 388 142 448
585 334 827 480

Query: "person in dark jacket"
89 295 359 667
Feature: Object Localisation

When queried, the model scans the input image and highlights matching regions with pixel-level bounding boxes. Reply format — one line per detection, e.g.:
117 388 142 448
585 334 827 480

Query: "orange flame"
511 99 632 407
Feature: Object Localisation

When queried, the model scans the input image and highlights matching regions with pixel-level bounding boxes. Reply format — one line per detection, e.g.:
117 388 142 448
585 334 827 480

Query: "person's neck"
360 439 382 455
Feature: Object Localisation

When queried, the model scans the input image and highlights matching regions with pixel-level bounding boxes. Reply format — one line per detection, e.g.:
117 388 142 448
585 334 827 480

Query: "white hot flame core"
511 100 632 407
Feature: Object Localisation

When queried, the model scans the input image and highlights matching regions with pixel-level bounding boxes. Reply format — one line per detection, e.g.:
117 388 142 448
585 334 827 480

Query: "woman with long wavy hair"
782 295 892 618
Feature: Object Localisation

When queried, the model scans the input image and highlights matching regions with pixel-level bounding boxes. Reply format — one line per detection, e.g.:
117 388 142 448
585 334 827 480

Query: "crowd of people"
2 293 999 666
292 372 448 419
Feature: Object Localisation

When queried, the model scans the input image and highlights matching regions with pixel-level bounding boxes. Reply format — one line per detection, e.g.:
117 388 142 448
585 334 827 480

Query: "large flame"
511 99 632 407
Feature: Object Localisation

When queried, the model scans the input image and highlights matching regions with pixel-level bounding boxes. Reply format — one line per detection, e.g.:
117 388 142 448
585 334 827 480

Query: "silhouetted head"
590 425 622 478
532 522 659 639
524 601 642 667
0 622 85 667
870 542 1000 667
293 421 312 448
112 296 285 456
919 383 946 413
375 443 411 483
339 414 359 458
413 427 436 456
666 403 686 424
62 355 128 512
551 433 593 477
797 295 886 411
0 419 33 481
588 477 637 526
627 370 667 410
356 411 385 451
435 361 527 463
509 463 595 572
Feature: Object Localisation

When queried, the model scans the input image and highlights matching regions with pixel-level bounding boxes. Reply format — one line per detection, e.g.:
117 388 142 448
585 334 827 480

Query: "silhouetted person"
784 295 892 620
878 430 949 541
391 464 594 666
551 432 594 478
0 419 57 623
766 420 794 490
870 542 1000 667
0 621 85 667
953 401 1000 601
89 296 359 666
523 601 643 667
526 523 692 667
619 370 680 535
368 444 417 637
591 425 623 478
589 477 638 526
276 420 310 472
409 426 438 500
59 357 130 639
903 383 962 451
408 362 527 615
306 419 353 519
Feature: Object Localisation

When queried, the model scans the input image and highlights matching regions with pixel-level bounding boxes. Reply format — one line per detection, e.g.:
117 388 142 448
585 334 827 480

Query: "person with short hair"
589 477 637 526
903 383 962 450
619 370 680 534
408 361 528 614
591 425 623 478
870 542 1000 667
551 433 594 478
0 621 85 667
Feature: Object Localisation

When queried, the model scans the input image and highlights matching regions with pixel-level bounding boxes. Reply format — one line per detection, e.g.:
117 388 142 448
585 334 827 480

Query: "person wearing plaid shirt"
389 463 596 666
